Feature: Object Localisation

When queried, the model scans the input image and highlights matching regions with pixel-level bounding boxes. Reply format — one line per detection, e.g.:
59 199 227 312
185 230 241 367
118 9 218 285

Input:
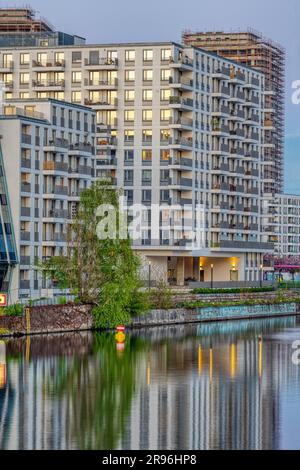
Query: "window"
143 50 153 62
124 110 135 123
20 73 30 85
160 169 169 183
125 50 135 62
143 89 153 102
37 53 47 65
160 190 170 202
143 69 153 82
72 91 82 103
142 170 152 184
160 149 170 161
124 190 133 203
54 92 65 100
161 69 170 81
142 190 152 203
160 89 170 102
125 70 135 82
142 150 152 162
142 109 152 122
20 92 29 99
3 54 12 68
160 129 170 141
124 169 134 183
124 130 134 143
72 71 82 84
160 109 170 122
20 53 30 65
142 130 152 142
72 51 82 63
55 52 64 64
124 150 134 163
125 90 135 103
161 49 171 61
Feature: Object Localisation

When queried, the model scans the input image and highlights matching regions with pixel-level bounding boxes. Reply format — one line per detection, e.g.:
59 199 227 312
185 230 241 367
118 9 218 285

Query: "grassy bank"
178 296 300 311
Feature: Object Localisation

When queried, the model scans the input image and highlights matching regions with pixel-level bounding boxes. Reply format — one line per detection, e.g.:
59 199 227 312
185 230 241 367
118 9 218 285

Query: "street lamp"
148 261 152 292
260 264 263 288
210 264 214 290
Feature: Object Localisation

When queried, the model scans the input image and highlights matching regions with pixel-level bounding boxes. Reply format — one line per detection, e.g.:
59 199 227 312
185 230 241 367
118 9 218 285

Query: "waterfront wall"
0 302 300 337
0 304 93 336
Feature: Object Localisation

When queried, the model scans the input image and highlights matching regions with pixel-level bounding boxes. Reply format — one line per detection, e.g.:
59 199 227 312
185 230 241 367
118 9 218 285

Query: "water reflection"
0 317 300 450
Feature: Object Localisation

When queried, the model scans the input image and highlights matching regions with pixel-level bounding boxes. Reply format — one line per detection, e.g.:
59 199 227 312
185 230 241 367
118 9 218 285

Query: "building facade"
182 29 285 196
263 194 300 257
0 41 273 289
0 99 96 301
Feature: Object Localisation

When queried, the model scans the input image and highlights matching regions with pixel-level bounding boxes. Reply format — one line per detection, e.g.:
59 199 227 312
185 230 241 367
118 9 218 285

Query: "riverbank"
1 295 300 337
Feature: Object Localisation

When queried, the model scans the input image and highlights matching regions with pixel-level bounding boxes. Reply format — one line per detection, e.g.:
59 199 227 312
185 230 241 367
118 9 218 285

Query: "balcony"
169 157 193 169
169 177 193 189
0 60 14 72
44 186 68 197
32 80 65 90
20 280 30 290
21 134 31 145
21 182 31 193
212 66 231 79
21 207 31 218
169 96 194 109
228 109 245 121
84 58 118 69
84 98 118 109
43 161 68 172
169 117 193 129
212 86 230 97
20 231 31 242
96 158 117 167
169 56 194 70
69 142 94 154
169 138 193 149
44 138 69 151
169 77 194 90
20 256 31 266
21 158 31 169
32 60 65 70
84 78 118 89
211 240 273 252
212 105 230 116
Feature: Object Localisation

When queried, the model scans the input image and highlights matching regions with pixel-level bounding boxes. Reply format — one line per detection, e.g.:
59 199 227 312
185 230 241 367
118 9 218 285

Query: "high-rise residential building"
0 99 96 302
0 41 273 289
0 7 85 47
182 30 285 196
264 194 300 257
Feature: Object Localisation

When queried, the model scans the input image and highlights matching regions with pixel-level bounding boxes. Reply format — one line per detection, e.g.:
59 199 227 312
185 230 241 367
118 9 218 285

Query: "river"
1 316 300 450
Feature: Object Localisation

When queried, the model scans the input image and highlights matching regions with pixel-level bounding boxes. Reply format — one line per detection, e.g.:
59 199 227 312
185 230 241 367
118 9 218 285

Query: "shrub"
192 287 275 295
58 296 67 305
4 304 24 317
151 280 173 310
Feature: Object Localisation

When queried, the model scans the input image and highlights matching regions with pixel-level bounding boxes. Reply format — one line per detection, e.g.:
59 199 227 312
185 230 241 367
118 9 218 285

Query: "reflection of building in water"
120 327 299 450
0 341 6 389
1 321 300 450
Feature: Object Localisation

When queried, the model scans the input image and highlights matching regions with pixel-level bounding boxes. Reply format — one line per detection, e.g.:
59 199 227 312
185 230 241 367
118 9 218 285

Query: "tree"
38 180 147 327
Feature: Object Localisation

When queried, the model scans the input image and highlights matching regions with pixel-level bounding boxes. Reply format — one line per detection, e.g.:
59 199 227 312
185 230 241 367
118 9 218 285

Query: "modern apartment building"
182 30 285 196
263 194 300 257
0 41 273 287
0 7 85 47
0 99 96 301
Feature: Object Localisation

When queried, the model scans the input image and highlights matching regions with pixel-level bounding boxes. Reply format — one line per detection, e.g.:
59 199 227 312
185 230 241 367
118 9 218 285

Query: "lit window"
72 91 82 103
124 110 135 122
125 90 135 102
143 50 153 62
143 69 153 82
142 110 152 122
160 89 170 101
72 71 82 84
160 109 170 122
125 50 135 62
143 89 153 102
161 49 171 61
125 70 135 82
20 73 30 85
161 69 171 81
20 53 30 65
142 150 152 161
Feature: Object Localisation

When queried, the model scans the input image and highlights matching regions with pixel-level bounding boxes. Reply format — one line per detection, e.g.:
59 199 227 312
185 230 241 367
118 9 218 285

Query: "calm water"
1 317 300 450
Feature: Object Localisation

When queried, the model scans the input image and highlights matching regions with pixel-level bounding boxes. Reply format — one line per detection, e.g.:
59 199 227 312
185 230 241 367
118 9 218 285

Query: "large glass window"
125 50 135 62
161 49 171 61
124 110 135 122
143 69 153 82
125 70 135 82
125 90 135 103
20 53 30 65
72 71 82 84
143 89 153 102
142 110 152 122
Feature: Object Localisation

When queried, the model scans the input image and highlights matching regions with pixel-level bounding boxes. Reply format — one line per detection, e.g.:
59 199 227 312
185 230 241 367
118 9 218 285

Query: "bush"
151 280 173 310
58 296 67 305
3 304 24 317
192 287 275 295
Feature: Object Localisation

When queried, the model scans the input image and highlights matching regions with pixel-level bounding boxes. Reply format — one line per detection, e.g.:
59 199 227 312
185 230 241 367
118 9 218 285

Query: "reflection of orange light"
0 364 6 389
230 343 236 378
116 332 126 343
198 345 202 376
147 361 151 386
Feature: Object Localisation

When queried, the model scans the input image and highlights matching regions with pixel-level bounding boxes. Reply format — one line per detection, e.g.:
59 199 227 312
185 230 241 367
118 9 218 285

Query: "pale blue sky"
2 0 300 193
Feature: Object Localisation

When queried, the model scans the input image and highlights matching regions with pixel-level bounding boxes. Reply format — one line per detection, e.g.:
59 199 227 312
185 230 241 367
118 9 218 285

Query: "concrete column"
193 257 200 281
176 258 185 286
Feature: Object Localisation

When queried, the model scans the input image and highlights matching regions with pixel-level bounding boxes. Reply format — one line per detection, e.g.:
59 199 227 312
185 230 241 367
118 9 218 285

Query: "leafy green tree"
38 180 147 327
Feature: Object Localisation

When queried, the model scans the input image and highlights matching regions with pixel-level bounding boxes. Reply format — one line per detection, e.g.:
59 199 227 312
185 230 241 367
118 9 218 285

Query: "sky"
2 0 300 193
